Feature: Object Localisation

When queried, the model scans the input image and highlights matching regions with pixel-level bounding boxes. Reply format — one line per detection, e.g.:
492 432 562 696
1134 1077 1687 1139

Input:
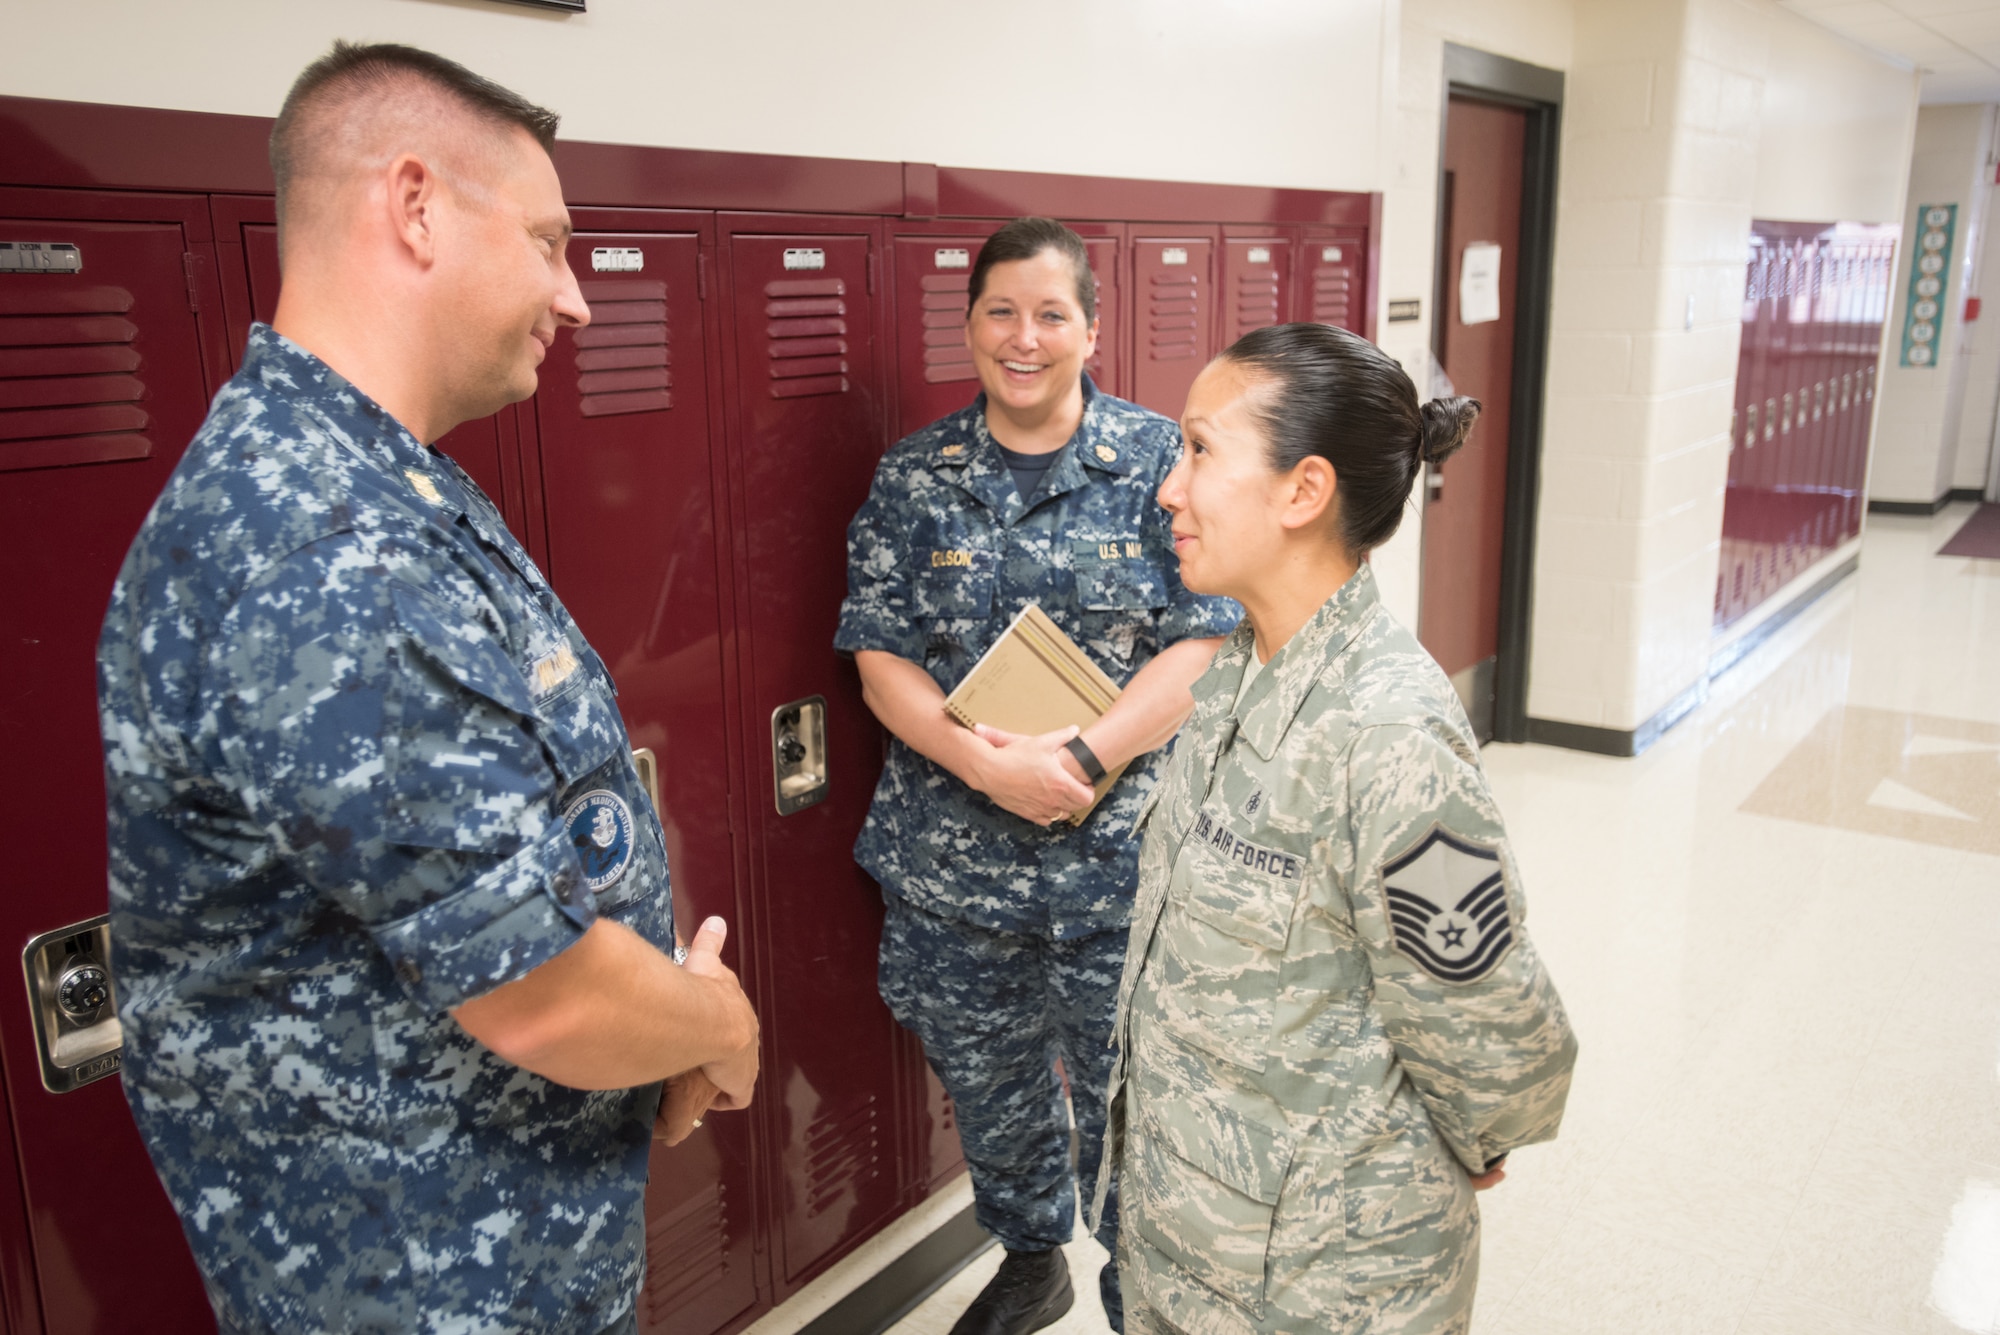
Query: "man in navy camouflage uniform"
97 43 758 1335
837 219 1238 1335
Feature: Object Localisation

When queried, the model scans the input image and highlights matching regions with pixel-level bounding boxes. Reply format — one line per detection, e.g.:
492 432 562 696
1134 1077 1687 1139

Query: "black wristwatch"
1064 736 1107 783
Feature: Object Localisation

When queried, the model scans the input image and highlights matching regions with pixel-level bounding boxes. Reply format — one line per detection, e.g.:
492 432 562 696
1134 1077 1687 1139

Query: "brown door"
1422 95 1526 741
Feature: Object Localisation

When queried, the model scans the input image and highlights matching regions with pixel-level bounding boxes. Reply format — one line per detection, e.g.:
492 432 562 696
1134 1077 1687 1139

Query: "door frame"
1432 45 1563 744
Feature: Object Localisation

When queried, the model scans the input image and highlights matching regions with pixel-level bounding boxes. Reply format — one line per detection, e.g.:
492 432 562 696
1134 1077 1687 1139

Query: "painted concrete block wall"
1951 179 2000 494
1753 14 1918 226
1529 0 1753 731
1871 104 1998 505
1527 0 1912 735
0 0 1391 194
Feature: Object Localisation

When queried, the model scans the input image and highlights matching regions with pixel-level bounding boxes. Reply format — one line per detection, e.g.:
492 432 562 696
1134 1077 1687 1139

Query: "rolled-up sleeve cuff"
833 603 924 661
371 821 597 1014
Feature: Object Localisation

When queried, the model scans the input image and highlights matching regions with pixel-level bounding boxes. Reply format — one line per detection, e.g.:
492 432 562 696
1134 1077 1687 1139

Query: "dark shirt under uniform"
834 379 1241 940
97 325 672 1335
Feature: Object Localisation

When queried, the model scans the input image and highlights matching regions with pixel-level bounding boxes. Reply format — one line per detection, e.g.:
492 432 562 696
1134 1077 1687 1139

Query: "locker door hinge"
697 249 708 301
182 252 203 314
867 249 878 296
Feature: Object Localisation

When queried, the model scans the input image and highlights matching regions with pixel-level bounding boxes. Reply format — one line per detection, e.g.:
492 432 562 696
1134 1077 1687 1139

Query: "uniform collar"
1192 564 1384 763
928 376 1138 524
244 323 464 520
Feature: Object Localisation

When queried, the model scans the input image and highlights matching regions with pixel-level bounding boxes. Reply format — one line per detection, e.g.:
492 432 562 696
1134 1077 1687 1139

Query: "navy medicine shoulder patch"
563 788 634 893
1380 825 1514 983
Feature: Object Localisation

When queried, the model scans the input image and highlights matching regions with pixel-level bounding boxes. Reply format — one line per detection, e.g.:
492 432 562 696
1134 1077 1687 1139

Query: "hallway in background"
885 503 1999 1335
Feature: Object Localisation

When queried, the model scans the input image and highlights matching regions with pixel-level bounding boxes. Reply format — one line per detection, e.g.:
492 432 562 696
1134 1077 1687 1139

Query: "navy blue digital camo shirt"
835 380 1242 940
97 325 673 1335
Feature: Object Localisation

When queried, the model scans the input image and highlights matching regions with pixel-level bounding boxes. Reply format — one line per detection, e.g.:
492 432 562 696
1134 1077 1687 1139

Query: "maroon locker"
0 190 226 1333
1717 223 1894 629
718 221 911 1294
892 226 997 439
1070 225 1125 400
1130 232 1216 418
1801 239 1832 569
1220 234 1290 348
1719 237 1765 625
208 196 524 537
1296 228 1368 335
1834 242 1864 538
526 224 762 1335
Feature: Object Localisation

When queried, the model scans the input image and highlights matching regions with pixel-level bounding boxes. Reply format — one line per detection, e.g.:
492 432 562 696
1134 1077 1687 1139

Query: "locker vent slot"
0 282 151 473
575 278 671 417
1147 270 1201 363
1311 261 1353 330
1234 265 1281 339
803 1096 881 1218
920 273 975 384
766 277 850 399
643 1183 732 1321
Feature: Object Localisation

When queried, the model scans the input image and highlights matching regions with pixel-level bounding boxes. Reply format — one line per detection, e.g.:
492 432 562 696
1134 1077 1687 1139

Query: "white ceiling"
1779 0 2000 102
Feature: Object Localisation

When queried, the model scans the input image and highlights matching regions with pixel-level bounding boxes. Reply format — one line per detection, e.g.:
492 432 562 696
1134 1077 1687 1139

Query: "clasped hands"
968 723 1098 826
654 915 759 1145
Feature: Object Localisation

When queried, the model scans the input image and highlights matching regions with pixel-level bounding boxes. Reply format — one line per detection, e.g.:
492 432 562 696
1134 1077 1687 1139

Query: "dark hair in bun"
1218 322 1480 555
1419 396 1479 464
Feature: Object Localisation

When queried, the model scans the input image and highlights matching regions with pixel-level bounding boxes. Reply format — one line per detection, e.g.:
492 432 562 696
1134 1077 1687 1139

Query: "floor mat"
1937 502 2000 558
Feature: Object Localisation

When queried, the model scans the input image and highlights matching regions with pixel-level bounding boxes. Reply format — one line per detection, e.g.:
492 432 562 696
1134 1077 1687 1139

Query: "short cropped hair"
270 41 560 236
966 217 1097 325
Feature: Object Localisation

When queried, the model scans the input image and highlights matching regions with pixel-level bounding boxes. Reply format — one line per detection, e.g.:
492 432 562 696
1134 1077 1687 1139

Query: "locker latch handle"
22 916 123 1094
771 697 830 816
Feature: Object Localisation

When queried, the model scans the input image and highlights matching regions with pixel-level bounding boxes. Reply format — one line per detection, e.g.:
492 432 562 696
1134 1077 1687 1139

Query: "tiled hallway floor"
884 504 2000 1335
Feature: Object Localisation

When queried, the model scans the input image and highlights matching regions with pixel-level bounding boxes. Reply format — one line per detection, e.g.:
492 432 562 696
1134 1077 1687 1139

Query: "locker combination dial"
770 696 829 816
57 965 110 1017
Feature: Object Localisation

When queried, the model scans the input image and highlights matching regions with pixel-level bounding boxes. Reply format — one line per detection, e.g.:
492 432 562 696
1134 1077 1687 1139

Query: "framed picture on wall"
497 0 584 10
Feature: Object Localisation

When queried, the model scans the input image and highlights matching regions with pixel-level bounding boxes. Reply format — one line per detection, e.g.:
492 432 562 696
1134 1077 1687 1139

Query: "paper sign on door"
1459 242 1502 325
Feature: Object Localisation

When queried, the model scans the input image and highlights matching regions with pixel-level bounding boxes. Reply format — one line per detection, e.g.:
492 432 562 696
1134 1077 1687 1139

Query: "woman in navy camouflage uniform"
836 218 1238 1335
1099 324 1576 1335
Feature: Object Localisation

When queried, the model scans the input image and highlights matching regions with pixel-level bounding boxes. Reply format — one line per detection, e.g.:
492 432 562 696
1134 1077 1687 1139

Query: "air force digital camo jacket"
1100 565 1577 1335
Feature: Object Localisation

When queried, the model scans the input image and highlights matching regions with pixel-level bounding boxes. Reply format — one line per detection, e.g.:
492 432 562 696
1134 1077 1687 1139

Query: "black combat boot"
947 1246 1074 1335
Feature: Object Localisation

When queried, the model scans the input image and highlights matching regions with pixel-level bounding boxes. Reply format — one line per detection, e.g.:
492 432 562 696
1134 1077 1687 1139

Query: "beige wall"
0 0 1391 192
1753 16 1918 225
1871 103 1998 505
1527 0 1915 734
1951 179 2000 495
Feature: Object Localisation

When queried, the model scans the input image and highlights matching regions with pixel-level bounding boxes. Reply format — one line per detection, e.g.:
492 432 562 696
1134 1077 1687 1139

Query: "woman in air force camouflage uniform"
836 218 1239 1335
1099 323 1577 1335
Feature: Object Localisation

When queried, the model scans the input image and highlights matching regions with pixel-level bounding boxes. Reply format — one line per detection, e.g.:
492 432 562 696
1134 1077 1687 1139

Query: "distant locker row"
1717 220 1899 629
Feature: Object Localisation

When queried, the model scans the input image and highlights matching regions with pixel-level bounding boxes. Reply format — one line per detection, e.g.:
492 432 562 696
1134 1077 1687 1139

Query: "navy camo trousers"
878 893 1126 1323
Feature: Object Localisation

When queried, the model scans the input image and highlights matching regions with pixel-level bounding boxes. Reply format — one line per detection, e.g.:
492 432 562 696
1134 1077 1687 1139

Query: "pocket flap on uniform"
1180 839 1298 952
1072 537 1170 611
390 583 537 719
1141 1095 1294 1205
914 553 996 620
